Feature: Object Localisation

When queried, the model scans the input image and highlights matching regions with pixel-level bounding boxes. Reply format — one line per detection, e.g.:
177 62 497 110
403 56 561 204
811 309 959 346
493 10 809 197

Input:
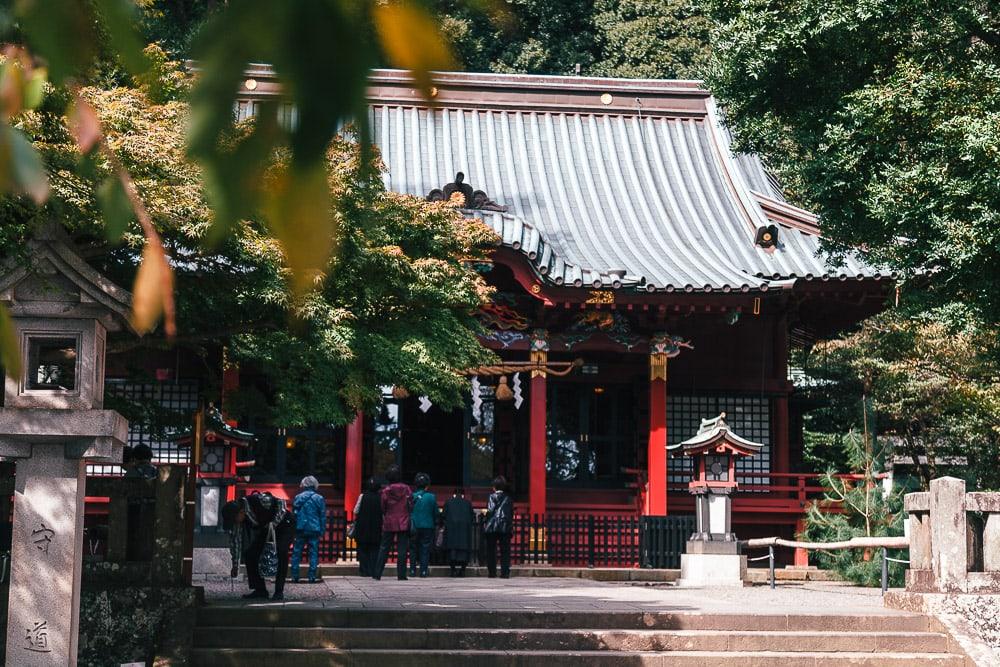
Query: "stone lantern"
0 226 132 666
677 413 763 588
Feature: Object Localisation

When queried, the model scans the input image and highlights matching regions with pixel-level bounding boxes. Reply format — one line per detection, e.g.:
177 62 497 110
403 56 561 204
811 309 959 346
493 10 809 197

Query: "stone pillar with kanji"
0 227 132 666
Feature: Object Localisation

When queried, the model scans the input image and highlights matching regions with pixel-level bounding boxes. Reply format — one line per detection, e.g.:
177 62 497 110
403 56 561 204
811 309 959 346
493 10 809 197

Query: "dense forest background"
138 0 712 79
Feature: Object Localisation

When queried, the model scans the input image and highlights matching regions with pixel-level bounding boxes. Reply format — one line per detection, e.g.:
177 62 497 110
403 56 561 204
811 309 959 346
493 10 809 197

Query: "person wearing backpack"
484 476 514 579
291 476 327 584
408 472 439 578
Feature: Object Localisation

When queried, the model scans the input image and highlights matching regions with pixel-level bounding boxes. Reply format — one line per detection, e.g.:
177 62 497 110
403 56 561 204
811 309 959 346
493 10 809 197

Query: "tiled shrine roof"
240 67 889 293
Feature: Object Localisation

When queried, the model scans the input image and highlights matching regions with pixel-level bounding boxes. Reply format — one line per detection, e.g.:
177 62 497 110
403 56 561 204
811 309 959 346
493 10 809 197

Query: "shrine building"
101 70 891 552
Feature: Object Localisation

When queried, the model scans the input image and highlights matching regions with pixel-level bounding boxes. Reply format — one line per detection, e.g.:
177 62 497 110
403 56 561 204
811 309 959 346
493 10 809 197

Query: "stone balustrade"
904 476 1000 593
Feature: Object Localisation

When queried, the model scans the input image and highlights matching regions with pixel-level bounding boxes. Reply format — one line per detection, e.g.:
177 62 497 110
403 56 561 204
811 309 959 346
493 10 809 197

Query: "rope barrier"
742 536 908 593
460 358 584 377
745 536 909 550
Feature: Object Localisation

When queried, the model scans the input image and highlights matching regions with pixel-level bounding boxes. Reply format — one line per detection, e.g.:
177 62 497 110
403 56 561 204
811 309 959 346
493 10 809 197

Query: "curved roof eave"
475 210 780 294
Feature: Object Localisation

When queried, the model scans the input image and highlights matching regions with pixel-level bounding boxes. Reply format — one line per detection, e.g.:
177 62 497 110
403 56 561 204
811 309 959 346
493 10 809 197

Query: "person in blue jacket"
291 475 327 583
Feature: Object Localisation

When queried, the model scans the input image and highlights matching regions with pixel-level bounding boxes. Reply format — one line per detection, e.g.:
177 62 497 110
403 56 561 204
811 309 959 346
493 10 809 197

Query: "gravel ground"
202 575 901 615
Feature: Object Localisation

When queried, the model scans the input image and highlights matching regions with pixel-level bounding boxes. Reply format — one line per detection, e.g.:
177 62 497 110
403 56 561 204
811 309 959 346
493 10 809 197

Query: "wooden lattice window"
667 395 772 486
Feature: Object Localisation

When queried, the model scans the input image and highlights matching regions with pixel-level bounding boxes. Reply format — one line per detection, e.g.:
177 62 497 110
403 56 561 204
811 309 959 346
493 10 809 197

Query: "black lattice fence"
639 515 695 569
312 510 693 569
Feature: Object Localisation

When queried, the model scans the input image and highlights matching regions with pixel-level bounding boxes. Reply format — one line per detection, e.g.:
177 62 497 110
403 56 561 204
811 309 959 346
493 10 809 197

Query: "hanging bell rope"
495 375 514 401
460 358 583 377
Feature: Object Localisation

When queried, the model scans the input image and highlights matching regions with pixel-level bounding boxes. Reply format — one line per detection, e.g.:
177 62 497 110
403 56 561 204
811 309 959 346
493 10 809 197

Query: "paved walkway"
203 575 905 615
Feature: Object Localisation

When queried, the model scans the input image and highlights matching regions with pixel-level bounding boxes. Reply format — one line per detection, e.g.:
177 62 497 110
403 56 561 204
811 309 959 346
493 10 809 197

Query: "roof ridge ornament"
427 172 508 212
697 412 728 434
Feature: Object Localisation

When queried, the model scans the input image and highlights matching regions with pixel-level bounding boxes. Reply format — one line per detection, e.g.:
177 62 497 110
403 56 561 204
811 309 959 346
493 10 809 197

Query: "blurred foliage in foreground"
2 55 497 426
0 0 458 376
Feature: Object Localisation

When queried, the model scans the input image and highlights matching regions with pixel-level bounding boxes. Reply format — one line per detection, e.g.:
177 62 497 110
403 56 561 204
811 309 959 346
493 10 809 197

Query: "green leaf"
93 0 150 77
264 163 337 296
0 123 49 204
96 176 134 243
0 303 21 381
23 68 46 110
14 0 96 84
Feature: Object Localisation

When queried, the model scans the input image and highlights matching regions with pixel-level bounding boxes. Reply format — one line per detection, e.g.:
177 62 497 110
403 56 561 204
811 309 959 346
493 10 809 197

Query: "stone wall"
78 585 198 667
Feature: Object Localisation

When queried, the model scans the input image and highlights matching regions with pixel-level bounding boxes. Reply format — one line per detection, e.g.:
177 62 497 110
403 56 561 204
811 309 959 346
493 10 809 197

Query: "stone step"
193 627 952 653
191 648 966 667
196 608 935 633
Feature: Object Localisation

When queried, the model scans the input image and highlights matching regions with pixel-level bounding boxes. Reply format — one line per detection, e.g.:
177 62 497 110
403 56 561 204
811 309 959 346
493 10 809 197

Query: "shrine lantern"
174 406 255 536
680 413 762 544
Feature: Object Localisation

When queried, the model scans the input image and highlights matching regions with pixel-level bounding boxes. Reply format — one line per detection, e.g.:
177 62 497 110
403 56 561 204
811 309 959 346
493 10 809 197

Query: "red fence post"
793 516 809 567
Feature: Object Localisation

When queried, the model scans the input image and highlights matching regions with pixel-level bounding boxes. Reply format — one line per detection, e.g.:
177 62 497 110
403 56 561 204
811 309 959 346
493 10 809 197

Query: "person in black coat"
353 477 383 577
483 476 514 579
442 488 475 577
239 491 296 600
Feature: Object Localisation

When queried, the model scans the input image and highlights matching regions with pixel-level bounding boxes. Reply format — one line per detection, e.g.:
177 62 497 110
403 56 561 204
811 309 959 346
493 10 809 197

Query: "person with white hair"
291 475 327 583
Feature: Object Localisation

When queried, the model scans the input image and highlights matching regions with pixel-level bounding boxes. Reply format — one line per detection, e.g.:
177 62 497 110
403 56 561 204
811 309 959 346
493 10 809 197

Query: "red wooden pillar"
646 342 668 515
774 397 790 473
773 315 791 475
344 411 364 517
528 330 549 519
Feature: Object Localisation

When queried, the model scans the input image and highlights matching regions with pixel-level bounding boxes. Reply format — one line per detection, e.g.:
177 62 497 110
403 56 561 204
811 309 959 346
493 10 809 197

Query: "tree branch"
107 322 277 353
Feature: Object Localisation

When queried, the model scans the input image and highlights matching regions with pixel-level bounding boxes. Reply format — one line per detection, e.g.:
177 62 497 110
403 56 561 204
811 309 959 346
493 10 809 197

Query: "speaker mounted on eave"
754 224 779 250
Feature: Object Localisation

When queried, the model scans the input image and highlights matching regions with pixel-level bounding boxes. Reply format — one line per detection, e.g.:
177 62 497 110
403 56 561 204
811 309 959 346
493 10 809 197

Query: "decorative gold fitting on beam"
529 350 548 378
529 328 550 378
650 354 668 382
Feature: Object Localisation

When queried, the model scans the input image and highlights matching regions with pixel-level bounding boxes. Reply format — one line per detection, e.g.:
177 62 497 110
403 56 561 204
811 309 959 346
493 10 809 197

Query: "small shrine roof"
173 406 255 447
679 413 764 456
0 224 134 332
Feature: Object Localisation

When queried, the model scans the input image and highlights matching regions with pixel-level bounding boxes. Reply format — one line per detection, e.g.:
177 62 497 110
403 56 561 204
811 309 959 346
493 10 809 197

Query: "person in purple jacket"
373 464 413 580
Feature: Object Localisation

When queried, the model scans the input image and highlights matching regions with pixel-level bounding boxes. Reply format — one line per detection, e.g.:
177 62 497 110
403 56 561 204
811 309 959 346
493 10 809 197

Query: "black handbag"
259 525 278 577
434 525 446 549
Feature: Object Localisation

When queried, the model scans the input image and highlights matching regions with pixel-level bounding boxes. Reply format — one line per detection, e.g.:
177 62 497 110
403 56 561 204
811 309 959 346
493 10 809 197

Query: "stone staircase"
192 607 969 666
